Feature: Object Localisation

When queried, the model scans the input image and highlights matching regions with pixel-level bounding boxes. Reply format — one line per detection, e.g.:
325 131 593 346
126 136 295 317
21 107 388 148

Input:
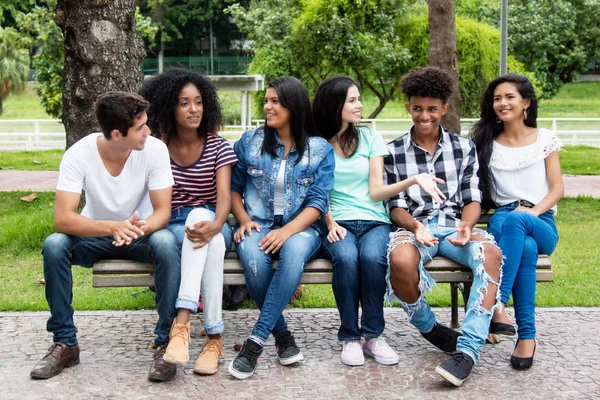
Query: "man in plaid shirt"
383 67 503 386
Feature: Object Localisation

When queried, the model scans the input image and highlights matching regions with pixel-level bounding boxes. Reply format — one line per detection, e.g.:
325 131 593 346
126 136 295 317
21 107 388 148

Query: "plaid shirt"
383 126 481 227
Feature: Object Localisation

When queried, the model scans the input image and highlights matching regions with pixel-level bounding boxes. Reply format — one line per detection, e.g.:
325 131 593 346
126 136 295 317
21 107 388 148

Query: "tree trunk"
428 0 461 133
55 0 145 149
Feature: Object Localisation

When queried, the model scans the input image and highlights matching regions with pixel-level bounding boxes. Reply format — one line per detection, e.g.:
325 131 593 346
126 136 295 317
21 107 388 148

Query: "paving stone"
1 308 599 399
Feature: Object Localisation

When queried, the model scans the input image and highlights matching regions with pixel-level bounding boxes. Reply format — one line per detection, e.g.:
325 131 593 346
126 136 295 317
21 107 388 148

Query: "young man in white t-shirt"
30 92 180 382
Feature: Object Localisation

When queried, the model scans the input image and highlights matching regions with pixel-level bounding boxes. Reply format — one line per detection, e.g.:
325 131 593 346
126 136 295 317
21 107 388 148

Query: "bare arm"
54 190 145 245
389 207 438 247
142 187 172 234
369 156 445 203
447 201 481 246
232 191 261 243
524 152 564 216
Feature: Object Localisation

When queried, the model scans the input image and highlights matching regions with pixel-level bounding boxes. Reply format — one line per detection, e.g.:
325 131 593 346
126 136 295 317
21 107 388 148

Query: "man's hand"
185 220 221 249
111 211 146 246
413 220 438 247
259 227 293 254
234 220 261 243
447 221 472 246
327 221 347 243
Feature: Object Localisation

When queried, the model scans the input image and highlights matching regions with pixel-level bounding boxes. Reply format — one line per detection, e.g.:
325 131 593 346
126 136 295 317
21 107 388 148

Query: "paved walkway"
1 308 599 399
1 171 599 197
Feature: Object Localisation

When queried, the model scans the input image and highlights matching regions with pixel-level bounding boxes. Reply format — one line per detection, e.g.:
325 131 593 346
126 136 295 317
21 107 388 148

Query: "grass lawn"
0 193 598 311
2 145 598 174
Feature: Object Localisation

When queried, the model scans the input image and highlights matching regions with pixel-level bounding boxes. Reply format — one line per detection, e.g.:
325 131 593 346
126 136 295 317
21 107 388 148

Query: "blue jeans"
42 229 180 347
386 218 502 363
488 205 558 339
321 220 393 340
235 216 322 341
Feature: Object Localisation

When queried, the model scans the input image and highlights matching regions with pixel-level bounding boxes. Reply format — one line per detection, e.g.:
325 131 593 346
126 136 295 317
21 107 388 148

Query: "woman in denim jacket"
228 76 335 380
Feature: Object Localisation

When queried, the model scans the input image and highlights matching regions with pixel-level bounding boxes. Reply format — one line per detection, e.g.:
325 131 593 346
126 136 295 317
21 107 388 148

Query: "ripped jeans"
386 218 502 363
235 216 322 341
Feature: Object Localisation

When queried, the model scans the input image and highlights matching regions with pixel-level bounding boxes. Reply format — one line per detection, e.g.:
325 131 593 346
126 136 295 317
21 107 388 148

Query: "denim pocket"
295 175 315 201
247 166 266 192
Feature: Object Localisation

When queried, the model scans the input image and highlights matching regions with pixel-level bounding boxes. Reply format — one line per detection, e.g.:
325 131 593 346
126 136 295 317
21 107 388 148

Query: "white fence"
1 118 600 150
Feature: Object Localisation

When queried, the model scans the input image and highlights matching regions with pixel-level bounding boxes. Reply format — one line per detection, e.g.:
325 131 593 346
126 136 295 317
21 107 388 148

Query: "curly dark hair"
470 74 538 211
400 67 453 103
313 75 360 157
139 68 224 144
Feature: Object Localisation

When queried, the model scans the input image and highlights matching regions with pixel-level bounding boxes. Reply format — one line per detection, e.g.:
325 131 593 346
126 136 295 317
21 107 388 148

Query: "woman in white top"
471 74 564 371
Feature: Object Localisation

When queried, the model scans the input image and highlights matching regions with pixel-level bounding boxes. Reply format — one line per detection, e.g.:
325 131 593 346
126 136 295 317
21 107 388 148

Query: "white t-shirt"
490 128 562 214
273 158 287 216
57 132 174 221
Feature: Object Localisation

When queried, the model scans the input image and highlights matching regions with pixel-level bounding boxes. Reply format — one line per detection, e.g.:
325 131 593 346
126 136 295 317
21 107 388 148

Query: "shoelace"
201 338 224 356
44 343 66 359
171 324 189 342
276 333 296 350
344 341 361 351
450 353 470 367
240 341 262 362
371 337 389 350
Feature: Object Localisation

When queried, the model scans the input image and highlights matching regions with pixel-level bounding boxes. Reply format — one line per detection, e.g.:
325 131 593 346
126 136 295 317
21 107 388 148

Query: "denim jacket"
231 128 335 228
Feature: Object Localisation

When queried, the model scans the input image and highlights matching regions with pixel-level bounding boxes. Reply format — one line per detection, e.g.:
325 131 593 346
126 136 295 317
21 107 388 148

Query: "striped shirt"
383 126 481 227
171 134 238 210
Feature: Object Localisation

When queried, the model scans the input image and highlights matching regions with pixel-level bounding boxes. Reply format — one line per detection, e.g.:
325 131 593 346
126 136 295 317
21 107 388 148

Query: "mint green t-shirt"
330 127 390 223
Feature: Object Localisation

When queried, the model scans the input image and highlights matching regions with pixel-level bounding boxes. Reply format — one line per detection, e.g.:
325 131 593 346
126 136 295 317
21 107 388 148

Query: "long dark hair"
470 74 538 211
139 68 224 144
262 76 316 164
313 75 360 157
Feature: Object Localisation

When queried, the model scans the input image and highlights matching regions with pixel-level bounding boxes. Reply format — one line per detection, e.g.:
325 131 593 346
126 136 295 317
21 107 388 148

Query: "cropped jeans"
42 229 180 347
488 205 559 339
386 217 502 363
167 206 233 335
321 220 393 341
235 215 321 341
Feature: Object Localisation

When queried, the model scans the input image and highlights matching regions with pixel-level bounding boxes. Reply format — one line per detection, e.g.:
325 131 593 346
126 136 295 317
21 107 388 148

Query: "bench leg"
462 282 472 312
451 283 460 329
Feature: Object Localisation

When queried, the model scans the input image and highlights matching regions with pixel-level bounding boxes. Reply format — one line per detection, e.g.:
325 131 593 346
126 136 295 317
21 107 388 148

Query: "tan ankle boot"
194 336 224 375
163 320 191 365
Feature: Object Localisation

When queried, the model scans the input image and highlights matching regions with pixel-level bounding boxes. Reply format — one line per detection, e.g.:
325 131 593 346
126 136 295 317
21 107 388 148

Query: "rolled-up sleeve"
460 141 482 205
302 144 335 215
231 131 248 195
383 146 408 213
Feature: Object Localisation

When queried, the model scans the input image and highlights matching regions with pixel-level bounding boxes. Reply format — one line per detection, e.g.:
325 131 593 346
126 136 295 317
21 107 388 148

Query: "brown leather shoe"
30 342 80 379
148 344 177 382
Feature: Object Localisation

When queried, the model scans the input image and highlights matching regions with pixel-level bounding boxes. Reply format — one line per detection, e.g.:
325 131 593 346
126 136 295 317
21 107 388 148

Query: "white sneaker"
341 340 365 366
362 337 399 365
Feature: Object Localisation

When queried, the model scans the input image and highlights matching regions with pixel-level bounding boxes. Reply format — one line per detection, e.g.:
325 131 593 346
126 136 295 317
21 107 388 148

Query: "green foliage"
396 11 532 117
0 0 37 26
0 26 31 93
135 7 159 49
16 0 63 118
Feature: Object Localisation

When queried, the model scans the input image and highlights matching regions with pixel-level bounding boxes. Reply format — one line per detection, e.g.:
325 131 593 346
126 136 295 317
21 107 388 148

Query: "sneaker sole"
30 358 80 379
279 352 304 366
363 349 399 365
435 365 466 387
341 356 365 366
193 367 218 375
228 360 255 379
162 354 189 365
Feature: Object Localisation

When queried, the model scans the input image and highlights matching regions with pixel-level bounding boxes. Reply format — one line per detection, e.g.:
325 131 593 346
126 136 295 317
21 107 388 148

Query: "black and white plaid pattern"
383 126 481 227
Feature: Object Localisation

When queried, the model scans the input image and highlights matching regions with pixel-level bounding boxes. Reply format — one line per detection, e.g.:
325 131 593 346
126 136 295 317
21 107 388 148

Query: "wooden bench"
92 216 554 329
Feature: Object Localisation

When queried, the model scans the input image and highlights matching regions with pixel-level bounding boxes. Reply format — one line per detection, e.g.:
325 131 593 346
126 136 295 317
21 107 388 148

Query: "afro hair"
139 68 223 144
400 67 453 103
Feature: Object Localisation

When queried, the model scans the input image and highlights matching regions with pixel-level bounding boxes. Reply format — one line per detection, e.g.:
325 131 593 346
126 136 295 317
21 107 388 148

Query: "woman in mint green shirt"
313 75 444 367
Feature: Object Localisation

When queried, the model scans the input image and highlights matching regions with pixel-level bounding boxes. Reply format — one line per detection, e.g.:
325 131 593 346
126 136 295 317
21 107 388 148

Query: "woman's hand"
259 227 293 254
327 221 347 243
234 220 261 243
515 205 539 216
185 220 221 249
413 173 446 203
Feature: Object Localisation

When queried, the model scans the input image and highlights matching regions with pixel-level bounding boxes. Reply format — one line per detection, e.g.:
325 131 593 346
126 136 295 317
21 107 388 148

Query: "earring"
496 116 501 124
523 109 528 120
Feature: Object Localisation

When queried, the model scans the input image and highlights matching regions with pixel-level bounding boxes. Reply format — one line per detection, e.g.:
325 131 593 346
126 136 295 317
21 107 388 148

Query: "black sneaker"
228 339 263 379
435 352 475 387
420 322 461 353
275 331 304 366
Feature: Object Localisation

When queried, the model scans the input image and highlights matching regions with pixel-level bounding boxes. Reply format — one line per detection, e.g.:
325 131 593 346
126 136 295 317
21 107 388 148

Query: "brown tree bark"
428 0 461 133
56 0 145 148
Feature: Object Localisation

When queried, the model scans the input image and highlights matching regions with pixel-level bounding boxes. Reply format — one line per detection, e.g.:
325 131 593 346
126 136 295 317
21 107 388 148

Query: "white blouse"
490 128 562 214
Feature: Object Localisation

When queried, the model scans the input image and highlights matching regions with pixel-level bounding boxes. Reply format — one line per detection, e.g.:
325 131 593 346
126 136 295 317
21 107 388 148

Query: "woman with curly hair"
312 75 444 367
140 68 237 376
471 74 563 370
